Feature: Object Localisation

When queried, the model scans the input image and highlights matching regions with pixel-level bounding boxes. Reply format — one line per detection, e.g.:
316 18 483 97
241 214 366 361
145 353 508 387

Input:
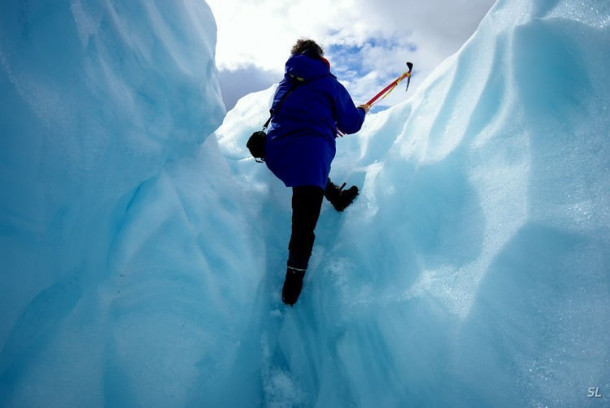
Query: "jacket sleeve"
333 81 366 135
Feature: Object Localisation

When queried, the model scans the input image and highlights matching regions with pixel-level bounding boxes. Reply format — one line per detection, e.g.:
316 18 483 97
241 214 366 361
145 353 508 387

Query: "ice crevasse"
1 0 610 407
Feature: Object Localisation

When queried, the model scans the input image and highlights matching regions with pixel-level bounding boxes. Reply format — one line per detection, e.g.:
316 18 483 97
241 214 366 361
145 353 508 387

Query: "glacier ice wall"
1 0 609 407
0 1 240 406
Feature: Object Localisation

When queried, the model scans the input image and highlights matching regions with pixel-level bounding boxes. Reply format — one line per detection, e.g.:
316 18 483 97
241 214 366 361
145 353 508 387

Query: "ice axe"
365 62 414 107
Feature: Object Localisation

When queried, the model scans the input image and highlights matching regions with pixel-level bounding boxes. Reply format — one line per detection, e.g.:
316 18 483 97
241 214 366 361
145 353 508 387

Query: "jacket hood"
285 53 330 81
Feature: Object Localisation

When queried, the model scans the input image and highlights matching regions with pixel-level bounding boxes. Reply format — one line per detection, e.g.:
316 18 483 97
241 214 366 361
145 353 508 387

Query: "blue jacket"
265 53 365 189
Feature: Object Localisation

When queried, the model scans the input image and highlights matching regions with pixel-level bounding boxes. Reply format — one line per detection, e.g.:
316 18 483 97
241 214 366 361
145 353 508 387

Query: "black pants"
287 186 324 270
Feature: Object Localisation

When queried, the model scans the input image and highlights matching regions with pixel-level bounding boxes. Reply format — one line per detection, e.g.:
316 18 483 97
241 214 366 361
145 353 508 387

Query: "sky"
207 0 497 111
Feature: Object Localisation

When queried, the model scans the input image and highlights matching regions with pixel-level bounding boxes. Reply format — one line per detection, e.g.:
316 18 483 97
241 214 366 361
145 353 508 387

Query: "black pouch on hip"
247 130 267 163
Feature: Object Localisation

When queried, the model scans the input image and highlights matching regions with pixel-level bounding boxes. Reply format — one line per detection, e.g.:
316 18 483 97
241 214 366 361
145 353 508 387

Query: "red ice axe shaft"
365 62 414 107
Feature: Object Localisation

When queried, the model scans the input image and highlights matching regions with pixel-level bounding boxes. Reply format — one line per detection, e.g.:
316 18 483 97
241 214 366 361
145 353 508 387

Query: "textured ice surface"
2 0 609 407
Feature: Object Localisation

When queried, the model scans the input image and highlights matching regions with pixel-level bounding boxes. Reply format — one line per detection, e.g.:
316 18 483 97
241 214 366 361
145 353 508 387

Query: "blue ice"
1 0 609 407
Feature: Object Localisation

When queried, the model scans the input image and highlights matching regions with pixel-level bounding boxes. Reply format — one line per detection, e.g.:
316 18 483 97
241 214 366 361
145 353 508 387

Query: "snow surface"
1 0 609 407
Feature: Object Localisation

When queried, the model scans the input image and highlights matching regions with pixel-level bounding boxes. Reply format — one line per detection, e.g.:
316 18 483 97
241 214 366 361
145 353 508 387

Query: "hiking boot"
282 267 306 306
324 181 359 212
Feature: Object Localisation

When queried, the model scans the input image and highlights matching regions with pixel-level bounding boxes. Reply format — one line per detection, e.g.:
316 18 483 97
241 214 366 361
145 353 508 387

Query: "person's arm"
334 82 367 135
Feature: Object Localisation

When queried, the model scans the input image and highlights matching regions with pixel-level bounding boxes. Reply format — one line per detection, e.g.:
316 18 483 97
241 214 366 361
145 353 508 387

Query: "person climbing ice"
264 39 370 306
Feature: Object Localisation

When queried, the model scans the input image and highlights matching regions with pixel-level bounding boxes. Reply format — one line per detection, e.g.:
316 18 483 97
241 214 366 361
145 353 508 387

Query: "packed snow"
1 0 609 407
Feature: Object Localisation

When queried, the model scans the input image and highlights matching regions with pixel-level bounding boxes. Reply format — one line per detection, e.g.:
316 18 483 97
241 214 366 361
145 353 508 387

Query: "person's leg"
288 186 324 270
282 186 324 305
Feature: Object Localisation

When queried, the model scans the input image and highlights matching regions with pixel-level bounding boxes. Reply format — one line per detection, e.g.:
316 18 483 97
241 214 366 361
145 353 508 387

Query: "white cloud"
208 0 360 71
207 0 496 109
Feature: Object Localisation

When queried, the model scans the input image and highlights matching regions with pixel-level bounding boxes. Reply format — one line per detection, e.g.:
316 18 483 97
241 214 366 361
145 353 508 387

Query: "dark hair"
291 39 324 58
